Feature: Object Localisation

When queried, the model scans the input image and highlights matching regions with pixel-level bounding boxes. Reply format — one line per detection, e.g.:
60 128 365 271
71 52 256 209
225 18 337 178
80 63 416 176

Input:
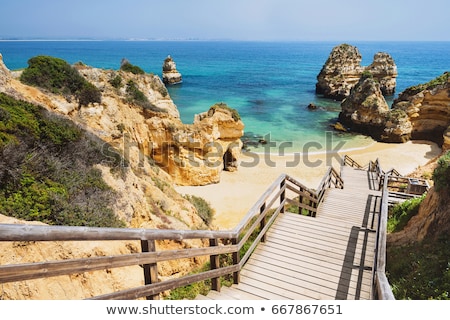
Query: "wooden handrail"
342 154 363 169
373 172 396 300
1 171 336 300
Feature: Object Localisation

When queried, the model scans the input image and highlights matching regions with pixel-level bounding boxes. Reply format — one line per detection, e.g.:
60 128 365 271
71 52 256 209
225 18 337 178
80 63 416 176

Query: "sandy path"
176 140 441 229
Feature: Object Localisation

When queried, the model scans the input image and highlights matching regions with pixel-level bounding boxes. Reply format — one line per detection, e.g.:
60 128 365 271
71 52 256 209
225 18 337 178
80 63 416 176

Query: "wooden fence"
0 168 343 300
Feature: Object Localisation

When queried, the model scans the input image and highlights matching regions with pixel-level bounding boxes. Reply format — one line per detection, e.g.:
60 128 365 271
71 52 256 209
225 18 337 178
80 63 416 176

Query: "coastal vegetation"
387 236 450 299
183 195 215 226
387 195 426 233
432 151 450 192
120 60 145 75
403 71 449 96
0 93 125 227
387 151 450 299
125 79 167 112
208 102 241 121
19 55 102 108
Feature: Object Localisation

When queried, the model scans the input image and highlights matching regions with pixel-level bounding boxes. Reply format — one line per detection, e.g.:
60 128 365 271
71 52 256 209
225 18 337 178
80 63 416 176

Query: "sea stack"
316 44 398 100
339 72 390 139
162 55 182 85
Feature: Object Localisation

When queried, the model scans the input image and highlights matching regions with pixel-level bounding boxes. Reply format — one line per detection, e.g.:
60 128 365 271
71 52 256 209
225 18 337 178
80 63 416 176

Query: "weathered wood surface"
202 166 380 300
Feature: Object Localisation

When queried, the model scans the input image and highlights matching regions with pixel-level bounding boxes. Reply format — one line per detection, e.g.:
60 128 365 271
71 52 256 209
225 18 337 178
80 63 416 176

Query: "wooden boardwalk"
197 166 381 300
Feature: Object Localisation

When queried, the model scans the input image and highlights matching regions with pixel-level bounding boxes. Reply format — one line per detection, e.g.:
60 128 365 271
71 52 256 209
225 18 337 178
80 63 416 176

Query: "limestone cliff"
338 72 450 145
0 53 239 299
390 72 450 145
316 44 397 100
0 54 243 186
162 55 182 85
339 73 390 138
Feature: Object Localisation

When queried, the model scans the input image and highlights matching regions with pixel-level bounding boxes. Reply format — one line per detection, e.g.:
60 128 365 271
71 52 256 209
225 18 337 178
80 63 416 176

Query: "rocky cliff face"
162 55 182 85
0 53 239 299
0 55 243 186
390 72 450 145
339 74 390 138
366 52 398 95
338 72 449 145
316 44 397 100
387 186 450 246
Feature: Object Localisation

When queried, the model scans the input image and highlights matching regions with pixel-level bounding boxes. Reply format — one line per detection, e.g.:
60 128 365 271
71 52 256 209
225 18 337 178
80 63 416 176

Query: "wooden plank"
239 276 308 300
207 289 237 300
221 286 265 300
218 286 265 300
248 249 372 284
240 268 322 300
0 244 237 283
271 219 376 249
0 224 236 242
233 281 289 300
265 226 375 255
242 260 371 299
260 240 374 271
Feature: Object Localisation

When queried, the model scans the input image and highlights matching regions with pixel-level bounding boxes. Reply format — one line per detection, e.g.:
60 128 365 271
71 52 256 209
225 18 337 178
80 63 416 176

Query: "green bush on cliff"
120 61 145 75
20 55 102 107
404 72 449 96
0 93 124 227
183 195 215 226
208 102 241 121
387 194 426 233
387 235 450 300
432 151 450 193
126 80 167 113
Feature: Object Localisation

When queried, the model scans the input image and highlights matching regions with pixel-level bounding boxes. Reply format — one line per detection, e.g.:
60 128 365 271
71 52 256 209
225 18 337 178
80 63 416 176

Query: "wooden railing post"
140 240 159 300
232 237 240 284
209 238 221 292
280 179 285 214
260 202 267 243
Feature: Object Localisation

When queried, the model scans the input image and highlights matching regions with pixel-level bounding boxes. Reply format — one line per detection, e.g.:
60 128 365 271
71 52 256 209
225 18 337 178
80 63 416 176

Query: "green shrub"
432 151 450 193
120 62 145 75
208 102 241 121
404 72 449 96
126 80 167 113
183 195 215 226
20 55 102 107
126 80 148 105
0 92 124 228
387 195 426 233
77 82 102 107
109 75 123 89
387 235 450 300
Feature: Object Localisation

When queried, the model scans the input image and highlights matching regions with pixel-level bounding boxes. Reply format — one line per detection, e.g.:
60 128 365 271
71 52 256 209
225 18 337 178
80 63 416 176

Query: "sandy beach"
176 140 442 229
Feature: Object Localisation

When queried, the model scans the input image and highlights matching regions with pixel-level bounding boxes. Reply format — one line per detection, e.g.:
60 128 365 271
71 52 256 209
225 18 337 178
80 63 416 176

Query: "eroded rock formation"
387 186 450 246
339 73 390 138
338 72 450 145
0 54 243 299
162 55 182 85
0 56 244 186
390 72 450 145
316 44 398 100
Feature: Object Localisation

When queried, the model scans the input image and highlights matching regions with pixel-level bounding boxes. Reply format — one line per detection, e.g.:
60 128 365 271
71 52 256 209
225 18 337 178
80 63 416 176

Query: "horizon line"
1 37 450 43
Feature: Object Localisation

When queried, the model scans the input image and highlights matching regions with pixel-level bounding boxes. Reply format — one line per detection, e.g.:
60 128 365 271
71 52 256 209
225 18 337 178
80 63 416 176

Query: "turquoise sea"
1 41 449 152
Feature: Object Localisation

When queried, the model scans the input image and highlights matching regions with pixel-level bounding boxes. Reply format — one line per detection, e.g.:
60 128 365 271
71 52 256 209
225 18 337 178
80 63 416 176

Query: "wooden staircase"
197 166 380 300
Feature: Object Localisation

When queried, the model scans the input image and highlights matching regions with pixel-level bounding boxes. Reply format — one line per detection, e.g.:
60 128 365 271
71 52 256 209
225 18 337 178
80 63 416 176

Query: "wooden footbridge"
0 155 426 300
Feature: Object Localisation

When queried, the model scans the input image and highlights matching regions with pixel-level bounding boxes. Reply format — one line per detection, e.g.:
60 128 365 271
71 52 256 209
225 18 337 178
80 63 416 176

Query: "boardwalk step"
194 166 379 301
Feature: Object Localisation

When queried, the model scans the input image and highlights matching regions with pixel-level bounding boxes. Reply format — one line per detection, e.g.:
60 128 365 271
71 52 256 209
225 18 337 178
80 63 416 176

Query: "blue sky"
1 0 449 41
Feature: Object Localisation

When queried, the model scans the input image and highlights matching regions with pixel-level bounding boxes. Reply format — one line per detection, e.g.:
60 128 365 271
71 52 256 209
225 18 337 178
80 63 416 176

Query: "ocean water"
1 41 449 153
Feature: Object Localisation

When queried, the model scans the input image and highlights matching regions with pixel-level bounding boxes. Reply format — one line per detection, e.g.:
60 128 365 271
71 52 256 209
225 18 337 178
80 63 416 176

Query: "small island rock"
162 55 182 85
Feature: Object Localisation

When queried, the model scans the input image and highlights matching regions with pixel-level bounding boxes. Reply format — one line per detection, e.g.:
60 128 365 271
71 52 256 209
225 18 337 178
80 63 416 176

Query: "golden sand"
176 140 442 229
